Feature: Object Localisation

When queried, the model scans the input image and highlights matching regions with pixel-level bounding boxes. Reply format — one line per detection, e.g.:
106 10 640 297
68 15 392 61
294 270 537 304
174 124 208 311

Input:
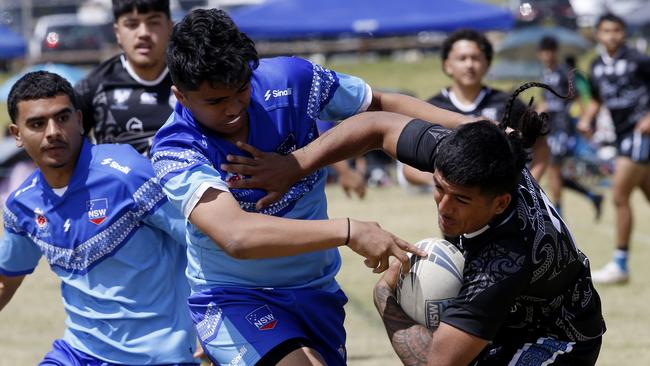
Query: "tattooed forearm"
374 284 433 366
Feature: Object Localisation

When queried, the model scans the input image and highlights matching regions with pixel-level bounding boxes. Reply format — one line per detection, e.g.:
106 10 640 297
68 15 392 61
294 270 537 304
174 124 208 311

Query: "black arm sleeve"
396 119 450 172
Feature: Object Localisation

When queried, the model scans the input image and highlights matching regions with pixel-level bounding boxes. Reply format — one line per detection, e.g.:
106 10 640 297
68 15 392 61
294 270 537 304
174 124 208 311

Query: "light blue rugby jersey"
0 141 197 364
151 56 371 294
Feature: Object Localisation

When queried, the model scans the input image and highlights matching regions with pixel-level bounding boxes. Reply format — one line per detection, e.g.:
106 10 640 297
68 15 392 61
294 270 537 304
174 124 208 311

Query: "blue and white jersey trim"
509 337 575 366
151 149 212 183
2 207 20 234
196 302 223 343
243 171 321 216
307 63 337 120
11 177 166 274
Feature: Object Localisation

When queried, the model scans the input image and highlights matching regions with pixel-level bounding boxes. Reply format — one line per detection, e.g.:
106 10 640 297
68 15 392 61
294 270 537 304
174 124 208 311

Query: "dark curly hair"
7 71 77 123
441 29 494 66
167 8 259 92
435 81 572 196
112 0 170 21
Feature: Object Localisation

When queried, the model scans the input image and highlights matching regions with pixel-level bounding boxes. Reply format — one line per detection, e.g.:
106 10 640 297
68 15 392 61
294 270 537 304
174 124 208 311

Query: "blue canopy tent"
0 25 26 60
229 0 514 40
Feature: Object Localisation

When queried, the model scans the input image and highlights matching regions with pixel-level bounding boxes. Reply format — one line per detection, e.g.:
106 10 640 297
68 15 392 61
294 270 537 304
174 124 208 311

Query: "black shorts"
474 336 602 366
617 131 650 164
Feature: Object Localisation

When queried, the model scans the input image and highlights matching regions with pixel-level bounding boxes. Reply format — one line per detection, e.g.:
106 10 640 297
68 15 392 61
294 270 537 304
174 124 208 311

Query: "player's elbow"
218 231 256 259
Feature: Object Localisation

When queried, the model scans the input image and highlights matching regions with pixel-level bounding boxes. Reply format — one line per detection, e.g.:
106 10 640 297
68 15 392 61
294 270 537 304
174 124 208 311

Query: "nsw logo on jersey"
87 198 109 225
246 305 277 330
264 88 293 101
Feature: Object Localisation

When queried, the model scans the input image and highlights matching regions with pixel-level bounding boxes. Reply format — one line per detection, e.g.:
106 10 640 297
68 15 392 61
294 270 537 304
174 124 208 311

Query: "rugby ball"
396 238 465 329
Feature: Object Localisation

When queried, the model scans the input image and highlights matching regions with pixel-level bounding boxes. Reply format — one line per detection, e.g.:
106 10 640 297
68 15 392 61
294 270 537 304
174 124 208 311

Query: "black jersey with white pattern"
74 54 175 156
589 46 650 136
427 87 527 124
396 119 605 345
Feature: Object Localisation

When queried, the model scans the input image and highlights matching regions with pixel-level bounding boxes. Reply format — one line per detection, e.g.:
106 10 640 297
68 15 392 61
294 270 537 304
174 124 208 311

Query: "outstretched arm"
0 274 25 311
189 187 425 272
369 91 474 129
374 263 489 366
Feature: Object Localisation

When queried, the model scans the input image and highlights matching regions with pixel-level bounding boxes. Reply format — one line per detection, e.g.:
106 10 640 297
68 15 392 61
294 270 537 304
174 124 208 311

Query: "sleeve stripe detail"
151 149 212 181
307 62 337 120
184 181 229 219
356 83 373 113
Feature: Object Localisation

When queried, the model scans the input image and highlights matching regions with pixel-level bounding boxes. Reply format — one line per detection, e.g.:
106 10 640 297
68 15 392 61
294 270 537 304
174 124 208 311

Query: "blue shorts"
188 286 348 366
39 339 199 366
617 131 650 164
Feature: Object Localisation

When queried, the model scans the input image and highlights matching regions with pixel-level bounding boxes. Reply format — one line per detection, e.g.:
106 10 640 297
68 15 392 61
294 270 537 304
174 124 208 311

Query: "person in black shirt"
221 82 605 366
403 29 549 187
578 13 650 284
74 0 174 156
537 36 603 218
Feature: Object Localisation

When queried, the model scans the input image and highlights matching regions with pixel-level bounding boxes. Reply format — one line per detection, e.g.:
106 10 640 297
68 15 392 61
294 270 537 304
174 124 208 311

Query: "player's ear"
113 22 122 48
75 110 84 135
171 85 187 107
493 192 511 215
9 123 23 148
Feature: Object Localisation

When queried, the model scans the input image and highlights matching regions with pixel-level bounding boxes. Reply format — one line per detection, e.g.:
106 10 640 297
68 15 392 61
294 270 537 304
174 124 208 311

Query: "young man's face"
114 10 173 70
537 49 557 68
597 20 625 54
9 94 83 171
443 40 490 89
173 81 252 138
432 170 510 237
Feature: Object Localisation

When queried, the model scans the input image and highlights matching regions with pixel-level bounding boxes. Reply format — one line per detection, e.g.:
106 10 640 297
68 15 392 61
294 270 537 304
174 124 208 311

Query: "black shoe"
593 194 603 221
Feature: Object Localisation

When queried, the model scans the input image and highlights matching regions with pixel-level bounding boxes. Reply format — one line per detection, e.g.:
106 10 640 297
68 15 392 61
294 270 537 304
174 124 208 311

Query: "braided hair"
434 77 574 196
500 76 574 171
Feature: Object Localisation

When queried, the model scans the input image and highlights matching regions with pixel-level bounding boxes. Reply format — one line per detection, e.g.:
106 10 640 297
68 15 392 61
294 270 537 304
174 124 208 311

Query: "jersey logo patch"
246 305 277 330
139 92 157 104
35 208 48 229
264 88 292 101
112 88 131 107
87 198 109 225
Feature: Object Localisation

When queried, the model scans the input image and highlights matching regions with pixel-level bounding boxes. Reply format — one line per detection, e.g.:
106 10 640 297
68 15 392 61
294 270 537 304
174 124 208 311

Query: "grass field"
2 183 650 365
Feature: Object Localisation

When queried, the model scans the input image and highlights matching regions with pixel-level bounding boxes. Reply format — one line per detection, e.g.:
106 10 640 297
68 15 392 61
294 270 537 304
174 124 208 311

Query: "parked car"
29 14 118 65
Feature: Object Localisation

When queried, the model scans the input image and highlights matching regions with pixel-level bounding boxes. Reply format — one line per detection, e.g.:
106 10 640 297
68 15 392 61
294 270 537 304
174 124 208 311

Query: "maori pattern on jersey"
464 243 525 302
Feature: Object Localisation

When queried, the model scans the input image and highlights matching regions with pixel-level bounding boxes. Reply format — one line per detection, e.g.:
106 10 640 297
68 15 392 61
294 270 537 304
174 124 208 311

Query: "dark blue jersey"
589 46 650 136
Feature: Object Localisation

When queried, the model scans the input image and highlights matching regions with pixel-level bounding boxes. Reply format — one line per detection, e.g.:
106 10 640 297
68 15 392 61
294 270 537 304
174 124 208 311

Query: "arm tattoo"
374 284 433 366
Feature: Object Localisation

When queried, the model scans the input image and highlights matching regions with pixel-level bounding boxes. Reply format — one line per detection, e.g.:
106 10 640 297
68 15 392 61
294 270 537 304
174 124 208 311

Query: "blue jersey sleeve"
142 200 188 246
0 208 41 276
318 71 371 121
151 142 229 219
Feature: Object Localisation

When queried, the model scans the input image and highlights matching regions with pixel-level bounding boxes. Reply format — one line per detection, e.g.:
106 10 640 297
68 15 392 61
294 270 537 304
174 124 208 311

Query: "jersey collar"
120 54 169 86
598 45 626 66
443 87 489 113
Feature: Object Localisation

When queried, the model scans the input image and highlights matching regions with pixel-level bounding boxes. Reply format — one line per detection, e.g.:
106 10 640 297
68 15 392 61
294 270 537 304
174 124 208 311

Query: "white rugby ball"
396 237 465 329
